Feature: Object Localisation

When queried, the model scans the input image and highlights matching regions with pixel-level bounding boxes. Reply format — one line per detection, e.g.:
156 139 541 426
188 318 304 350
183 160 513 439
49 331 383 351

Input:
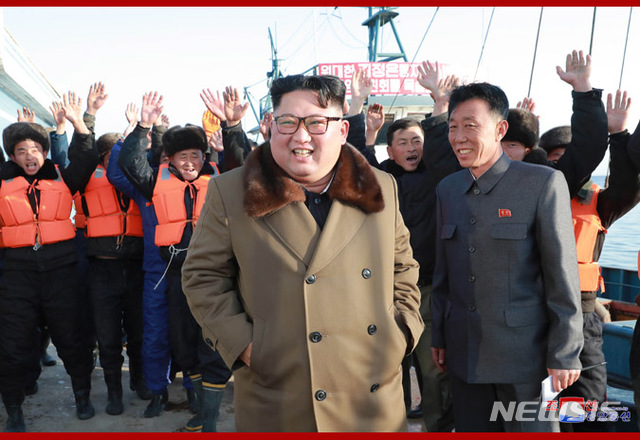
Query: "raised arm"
346 67 372 117
553 50 608 197
597 90 640 229
117 92 162 201
60 91 98 193
48 101 70 167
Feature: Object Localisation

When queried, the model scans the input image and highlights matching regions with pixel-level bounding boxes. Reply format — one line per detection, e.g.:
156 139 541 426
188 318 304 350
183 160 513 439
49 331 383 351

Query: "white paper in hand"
540 375 560 403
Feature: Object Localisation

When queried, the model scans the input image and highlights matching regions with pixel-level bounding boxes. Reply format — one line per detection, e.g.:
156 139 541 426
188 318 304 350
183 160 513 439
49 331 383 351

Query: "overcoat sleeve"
182 177 252 370
536 170 584 370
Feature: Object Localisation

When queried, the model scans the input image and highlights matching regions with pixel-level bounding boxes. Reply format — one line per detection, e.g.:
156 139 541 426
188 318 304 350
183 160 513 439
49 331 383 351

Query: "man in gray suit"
430 82 584 432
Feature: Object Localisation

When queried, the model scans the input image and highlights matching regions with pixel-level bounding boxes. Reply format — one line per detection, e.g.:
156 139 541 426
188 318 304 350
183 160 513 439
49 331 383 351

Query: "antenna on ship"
363 7 407 62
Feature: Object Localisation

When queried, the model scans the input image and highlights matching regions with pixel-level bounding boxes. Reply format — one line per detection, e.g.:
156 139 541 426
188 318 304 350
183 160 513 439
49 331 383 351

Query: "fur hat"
502 109 539 149
162 125 208 157
522 146 548 165
3 122 50 157
539 126 571 153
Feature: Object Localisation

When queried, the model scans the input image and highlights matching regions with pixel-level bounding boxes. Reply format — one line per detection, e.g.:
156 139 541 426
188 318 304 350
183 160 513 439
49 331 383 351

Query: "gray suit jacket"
432 154 583 384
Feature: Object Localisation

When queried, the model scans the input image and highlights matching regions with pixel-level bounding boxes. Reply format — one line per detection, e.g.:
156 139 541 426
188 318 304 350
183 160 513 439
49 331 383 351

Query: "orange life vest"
83 165 143 238
0 166 75 248
152 164 213 247
73 192 86 229
571 182 606 292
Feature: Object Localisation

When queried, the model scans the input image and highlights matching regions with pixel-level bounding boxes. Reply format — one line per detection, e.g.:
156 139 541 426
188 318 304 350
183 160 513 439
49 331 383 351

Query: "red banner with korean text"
317 62 430 96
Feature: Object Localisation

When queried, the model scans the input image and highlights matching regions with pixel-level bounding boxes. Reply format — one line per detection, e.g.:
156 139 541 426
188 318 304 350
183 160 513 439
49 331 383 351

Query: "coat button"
367 324 377 335
305 274 316 284
205 338 213 347
467 304 476 312
473 188 480 195
468 275 475 283
469 218 476 224
370 384 379 392
362 268 372 279
309 332 322 343
315 390 327 401
468 247 475 253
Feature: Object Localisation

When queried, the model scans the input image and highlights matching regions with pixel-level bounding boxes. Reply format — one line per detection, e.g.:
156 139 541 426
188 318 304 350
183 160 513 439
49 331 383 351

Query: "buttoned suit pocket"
490 223 527 240
441 224 456 239
504 304 546 327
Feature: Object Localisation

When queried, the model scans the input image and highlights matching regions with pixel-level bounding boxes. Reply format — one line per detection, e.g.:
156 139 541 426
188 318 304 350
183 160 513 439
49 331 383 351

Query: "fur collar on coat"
243 142 384 218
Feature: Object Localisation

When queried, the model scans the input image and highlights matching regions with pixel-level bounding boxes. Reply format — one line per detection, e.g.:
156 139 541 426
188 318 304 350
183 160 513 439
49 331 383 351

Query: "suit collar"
461 153 510 194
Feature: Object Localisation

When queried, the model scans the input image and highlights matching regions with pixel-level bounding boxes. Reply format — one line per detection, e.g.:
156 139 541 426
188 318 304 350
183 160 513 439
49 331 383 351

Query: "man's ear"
339 119 349 144
496 120 508 141
386 146 395 161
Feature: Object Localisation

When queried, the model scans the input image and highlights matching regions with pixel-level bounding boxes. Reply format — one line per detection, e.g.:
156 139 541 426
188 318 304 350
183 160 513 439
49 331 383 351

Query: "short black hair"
3 122 50 157
386 118 423 146
97 132 121 164
270 74 346 111
449 82 509 122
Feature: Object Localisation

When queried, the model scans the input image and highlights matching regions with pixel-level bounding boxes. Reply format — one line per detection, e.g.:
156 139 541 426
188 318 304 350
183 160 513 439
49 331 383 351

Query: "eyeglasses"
273 114 342 135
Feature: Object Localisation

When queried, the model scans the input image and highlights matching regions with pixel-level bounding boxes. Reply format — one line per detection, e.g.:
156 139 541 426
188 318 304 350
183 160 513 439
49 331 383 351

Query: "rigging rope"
619 7 633 89
589 7 597 56
527 7 544 98
387 7 440 111
474 7 495 82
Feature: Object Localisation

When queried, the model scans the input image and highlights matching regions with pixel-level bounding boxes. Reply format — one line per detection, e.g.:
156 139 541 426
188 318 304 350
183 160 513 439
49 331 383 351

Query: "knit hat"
3 122 50 157
502 109 539 149
162 125 208 157
539 126 571 154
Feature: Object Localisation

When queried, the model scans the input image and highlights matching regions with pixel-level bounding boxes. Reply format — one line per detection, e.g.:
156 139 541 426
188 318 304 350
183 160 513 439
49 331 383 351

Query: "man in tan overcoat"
182 74 423 432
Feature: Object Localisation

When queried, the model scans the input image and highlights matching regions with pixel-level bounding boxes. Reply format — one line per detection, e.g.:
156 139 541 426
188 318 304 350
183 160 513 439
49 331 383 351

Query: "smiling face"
448 98 507 178
387 126 424 172
169 148 204 182
270 90 349 193
10 139 46 176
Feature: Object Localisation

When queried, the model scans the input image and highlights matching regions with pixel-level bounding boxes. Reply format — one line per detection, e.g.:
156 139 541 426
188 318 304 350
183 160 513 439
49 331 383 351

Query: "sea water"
593 175 640 272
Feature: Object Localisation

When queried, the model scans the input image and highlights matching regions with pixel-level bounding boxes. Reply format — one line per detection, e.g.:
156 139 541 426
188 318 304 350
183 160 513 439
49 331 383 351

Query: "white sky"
4 6 640 175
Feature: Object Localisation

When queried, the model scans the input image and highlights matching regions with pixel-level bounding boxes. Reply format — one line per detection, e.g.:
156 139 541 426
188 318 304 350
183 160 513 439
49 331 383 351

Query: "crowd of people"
0 48 639 433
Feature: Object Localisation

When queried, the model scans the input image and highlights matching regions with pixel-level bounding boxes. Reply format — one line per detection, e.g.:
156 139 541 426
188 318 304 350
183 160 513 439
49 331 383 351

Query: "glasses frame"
273 114 342 135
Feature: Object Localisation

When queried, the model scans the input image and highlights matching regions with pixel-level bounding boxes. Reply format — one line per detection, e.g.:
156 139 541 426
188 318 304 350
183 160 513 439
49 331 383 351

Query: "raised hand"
200 88 226 121
209 129 224 153
86 82 109 115
366 103 385 146
63 91 89 134
140 91 164 128
125 102 139 125
516 97 537 114
259 112 273 141
556 50 592 93
161 114 170 128
17 107 35 122
366 103 385 133
49 101 66 134
417 60 443 96
223 86 249 126
606 89 631 134
347 67 373 116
